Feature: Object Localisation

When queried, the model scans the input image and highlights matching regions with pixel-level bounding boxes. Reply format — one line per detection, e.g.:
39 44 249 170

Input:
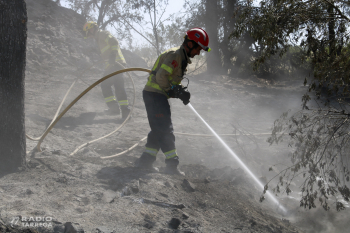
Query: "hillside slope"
1 0 349 233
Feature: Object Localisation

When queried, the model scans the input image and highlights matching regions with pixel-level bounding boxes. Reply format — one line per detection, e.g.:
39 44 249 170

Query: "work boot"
121 105 131 120
164 165 185 176
164 157 185 176
135 153 158 172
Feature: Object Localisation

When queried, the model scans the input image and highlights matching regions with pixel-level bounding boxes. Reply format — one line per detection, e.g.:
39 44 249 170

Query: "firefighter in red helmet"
135 28 211 175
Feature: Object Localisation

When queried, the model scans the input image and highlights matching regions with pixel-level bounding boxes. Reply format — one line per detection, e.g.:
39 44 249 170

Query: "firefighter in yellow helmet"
83 21 130 119
135 28 211 176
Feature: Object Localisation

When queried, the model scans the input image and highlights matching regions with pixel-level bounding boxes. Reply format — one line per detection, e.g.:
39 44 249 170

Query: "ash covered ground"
1 0 349 232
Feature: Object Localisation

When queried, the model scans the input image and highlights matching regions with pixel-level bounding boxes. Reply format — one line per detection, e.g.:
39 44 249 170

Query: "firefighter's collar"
180 45 192 64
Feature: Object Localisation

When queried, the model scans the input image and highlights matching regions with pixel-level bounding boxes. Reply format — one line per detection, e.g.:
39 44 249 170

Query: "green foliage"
311 43 350 101
239 45 312 79
268 108 350 211
233 0 350 211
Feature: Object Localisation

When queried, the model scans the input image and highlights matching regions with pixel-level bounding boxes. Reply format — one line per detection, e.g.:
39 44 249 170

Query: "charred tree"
0 0 27 174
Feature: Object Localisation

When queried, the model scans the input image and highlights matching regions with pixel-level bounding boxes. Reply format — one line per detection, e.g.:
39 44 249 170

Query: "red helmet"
186 28 211 52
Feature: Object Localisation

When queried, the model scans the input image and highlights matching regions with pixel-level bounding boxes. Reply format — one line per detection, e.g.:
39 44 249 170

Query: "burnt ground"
1 0 350 232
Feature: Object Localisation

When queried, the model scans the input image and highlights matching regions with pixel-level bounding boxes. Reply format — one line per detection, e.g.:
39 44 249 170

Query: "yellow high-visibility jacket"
144 45 191 96
94 30 126 68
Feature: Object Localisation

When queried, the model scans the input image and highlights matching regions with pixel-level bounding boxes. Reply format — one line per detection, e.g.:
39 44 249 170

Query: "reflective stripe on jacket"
143 45 191 96
94 30 126 68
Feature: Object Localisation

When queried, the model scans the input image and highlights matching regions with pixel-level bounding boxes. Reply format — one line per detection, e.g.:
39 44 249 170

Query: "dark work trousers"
101 63 128 107
142 90 176 158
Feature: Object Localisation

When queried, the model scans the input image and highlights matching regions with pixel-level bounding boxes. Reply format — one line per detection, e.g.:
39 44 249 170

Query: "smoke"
23 1 350 232
288 207 350 233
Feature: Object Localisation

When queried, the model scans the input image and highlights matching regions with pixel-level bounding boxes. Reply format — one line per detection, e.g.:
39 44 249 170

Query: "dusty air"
0 0 349 233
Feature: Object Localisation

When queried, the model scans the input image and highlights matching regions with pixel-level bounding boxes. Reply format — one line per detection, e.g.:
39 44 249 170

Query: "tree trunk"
0 0 27 174
205 0 221 74
221 0 237 73
327 1 335 59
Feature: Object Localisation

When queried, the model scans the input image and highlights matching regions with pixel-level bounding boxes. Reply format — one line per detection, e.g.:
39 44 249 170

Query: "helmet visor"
197 41 211 52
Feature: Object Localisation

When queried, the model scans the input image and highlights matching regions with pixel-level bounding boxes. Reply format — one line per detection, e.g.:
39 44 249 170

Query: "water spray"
187 103 287 213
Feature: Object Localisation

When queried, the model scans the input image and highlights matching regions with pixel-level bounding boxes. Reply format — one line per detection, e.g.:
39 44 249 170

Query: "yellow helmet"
83 21 97 31
83 21 97 38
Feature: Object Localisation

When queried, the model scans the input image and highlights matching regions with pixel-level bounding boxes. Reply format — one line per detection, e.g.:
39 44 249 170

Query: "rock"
143 219 156 229
26 189 34 195
281 218 290 226
138 178 148 184
27 160 40 168
102 190 117 203
158 192 169 198
169 218 181 229
121 186 131 197
95 226 115 233
182 212 190 219
53 224 65 233
164 180 173 188
182 179 196 192
56 176 68 184
130 180 140 193
204 177 211 184
64 222 84 233
250 219 257 226
197 200 206 208
52 150 63 155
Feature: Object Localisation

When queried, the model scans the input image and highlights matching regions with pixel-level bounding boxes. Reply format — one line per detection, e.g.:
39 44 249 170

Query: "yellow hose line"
36 67 151 152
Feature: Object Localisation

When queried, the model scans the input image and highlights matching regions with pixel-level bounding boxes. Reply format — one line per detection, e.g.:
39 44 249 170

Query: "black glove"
179 90 191 105
167 85 180 98
167 89 177 98
167 85 191 105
